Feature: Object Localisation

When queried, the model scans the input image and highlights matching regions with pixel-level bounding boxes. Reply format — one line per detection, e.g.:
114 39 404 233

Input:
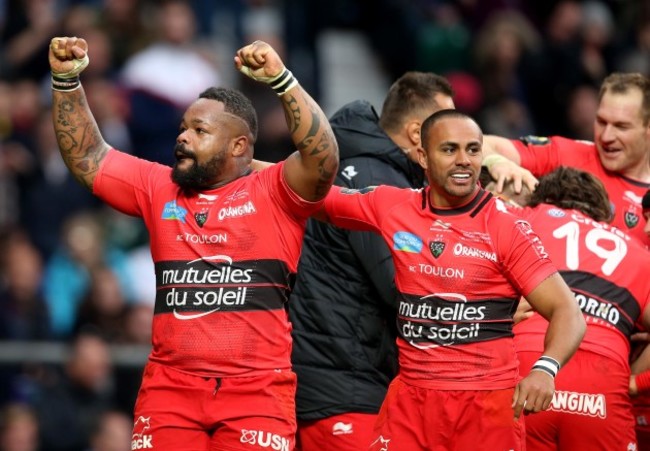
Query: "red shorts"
296 412 378 451
518 350 637 451
132 362 297 450
369 376 525 451
633 394 650 451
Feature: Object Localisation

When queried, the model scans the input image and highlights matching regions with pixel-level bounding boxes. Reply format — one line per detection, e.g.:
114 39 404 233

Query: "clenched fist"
49 36 89 79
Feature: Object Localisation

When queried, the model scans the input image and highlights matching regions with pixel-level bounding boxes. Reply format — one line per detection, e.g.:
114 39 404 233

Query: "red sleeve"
514 136 597 177
265 161 325 219
323 185 386 233
493 209 558 296
93 149 168 217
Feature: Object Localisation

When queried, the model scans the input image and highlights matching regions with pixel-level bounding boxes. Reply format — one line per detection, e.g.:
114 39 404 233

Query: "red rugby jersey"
94 150 321 376
514 204 650 368
514 136 650 247
324 185 557 390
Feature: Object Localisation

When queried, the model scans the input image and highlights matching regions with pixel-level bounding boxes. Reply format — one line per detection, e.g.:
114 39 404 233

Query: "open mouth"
450 173 472 183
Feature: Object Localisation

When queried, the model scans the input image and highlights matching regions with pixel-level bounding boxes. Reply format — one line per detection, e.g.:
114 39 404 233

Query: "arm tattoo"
53 91 108 190
284 95 301 134
282 90 339 199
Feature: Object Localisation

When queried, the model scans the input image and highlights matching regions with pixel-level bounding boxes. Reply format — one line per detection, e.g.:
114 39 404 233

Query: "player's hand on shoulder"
488 157 538 195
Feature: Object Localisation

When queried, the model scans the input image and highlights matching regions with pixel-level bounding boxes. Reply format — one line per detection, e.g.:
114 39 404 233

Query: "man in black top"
289 72 455 450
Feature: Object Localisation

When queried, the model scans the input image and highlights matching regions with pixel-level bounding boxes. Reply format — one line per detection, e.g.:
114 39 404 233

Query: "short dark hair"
379 72 454 134
599 72 650 124
642 189 650 211
198 87 258 141
420 109 479 147
528 166 612 222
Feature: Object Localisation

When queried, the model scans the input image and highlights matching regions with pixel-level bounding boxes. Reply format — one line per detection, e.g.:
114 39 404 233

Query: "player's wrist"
531 355 560 378
51 53 89 80
482 154 510 169
636 371 650 394
51 74 81 92
268 68 298 96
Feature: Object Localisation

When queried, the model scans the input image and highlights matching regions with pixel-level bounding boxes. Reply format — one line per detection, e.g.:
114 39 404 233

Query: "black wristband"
532 355 560 378
269 69 298 96
51 75 81 92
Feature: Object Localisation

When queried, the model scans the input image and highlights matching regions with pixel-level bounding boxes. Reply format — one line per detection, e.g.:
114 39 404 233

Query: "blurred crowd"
0 0 649 449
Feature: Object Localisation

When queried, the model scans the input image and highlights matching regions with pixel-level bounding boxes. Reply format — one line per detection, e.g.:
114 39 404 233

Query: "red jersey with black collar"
514 204 650 368
93 149 321 377
514 136 650 247
323 185 558 390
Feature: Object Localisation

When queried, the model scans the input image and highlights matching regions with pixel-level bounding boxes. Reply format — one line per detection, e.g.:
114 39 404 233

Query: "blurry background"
0 0 649 449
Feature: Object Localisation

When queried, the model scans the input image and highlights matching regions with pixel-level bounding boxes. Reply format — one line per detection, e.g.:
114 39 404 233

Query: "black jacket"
289 100 425 420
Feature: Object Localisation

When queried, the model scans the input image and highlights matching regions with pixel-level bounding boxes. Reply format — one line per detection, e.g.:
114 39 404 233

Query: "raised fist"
49 36 89 79
234 40 285 83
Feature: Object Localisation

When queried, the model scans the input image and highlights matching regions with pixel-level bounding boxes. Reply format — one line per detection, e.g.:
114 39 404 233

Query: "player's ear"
406 120 421 147
230 135 250 157
416 146 428 170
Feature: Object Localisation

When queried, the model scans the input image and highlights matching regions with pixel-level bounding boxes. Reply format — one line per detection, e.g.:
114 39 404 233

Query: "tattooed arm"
49 37 110 191
235 41 339 202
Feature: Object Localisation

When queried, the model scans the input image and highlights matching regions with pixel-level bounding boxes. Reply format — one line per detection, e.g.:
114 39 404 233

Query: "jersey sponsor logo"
399 293 498 348
515 220 549 259
340 186 377 195
429 240 445 258
162 255 252 319
548 391 606 418
176 232 227 243
218 201 257 221
452 243 496 262
399 294 485 321
225 189 249 202
393 232 423 253
429 219 452 231
414 264 464 279
573 291 620 326
332 422 353 435
341 165 358 180
239 429 290 451
131 416 153 450
569 212 631 241
458 230 492 244
398 292 515 348
161 200 187 223
196 193 218 207
547 208 566 218
198 193 217 201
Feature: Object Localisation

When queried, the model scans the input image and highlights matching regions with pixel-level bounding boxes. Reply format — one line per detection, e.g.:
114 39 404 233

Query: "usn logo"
393 232 423 253
161 200 188 223
131 416 153 449
240 429 290 451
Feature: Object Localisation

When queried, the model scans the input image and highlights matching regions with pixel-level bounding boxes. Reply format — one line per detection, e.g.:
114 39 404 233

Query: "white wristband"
532 355 560 378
